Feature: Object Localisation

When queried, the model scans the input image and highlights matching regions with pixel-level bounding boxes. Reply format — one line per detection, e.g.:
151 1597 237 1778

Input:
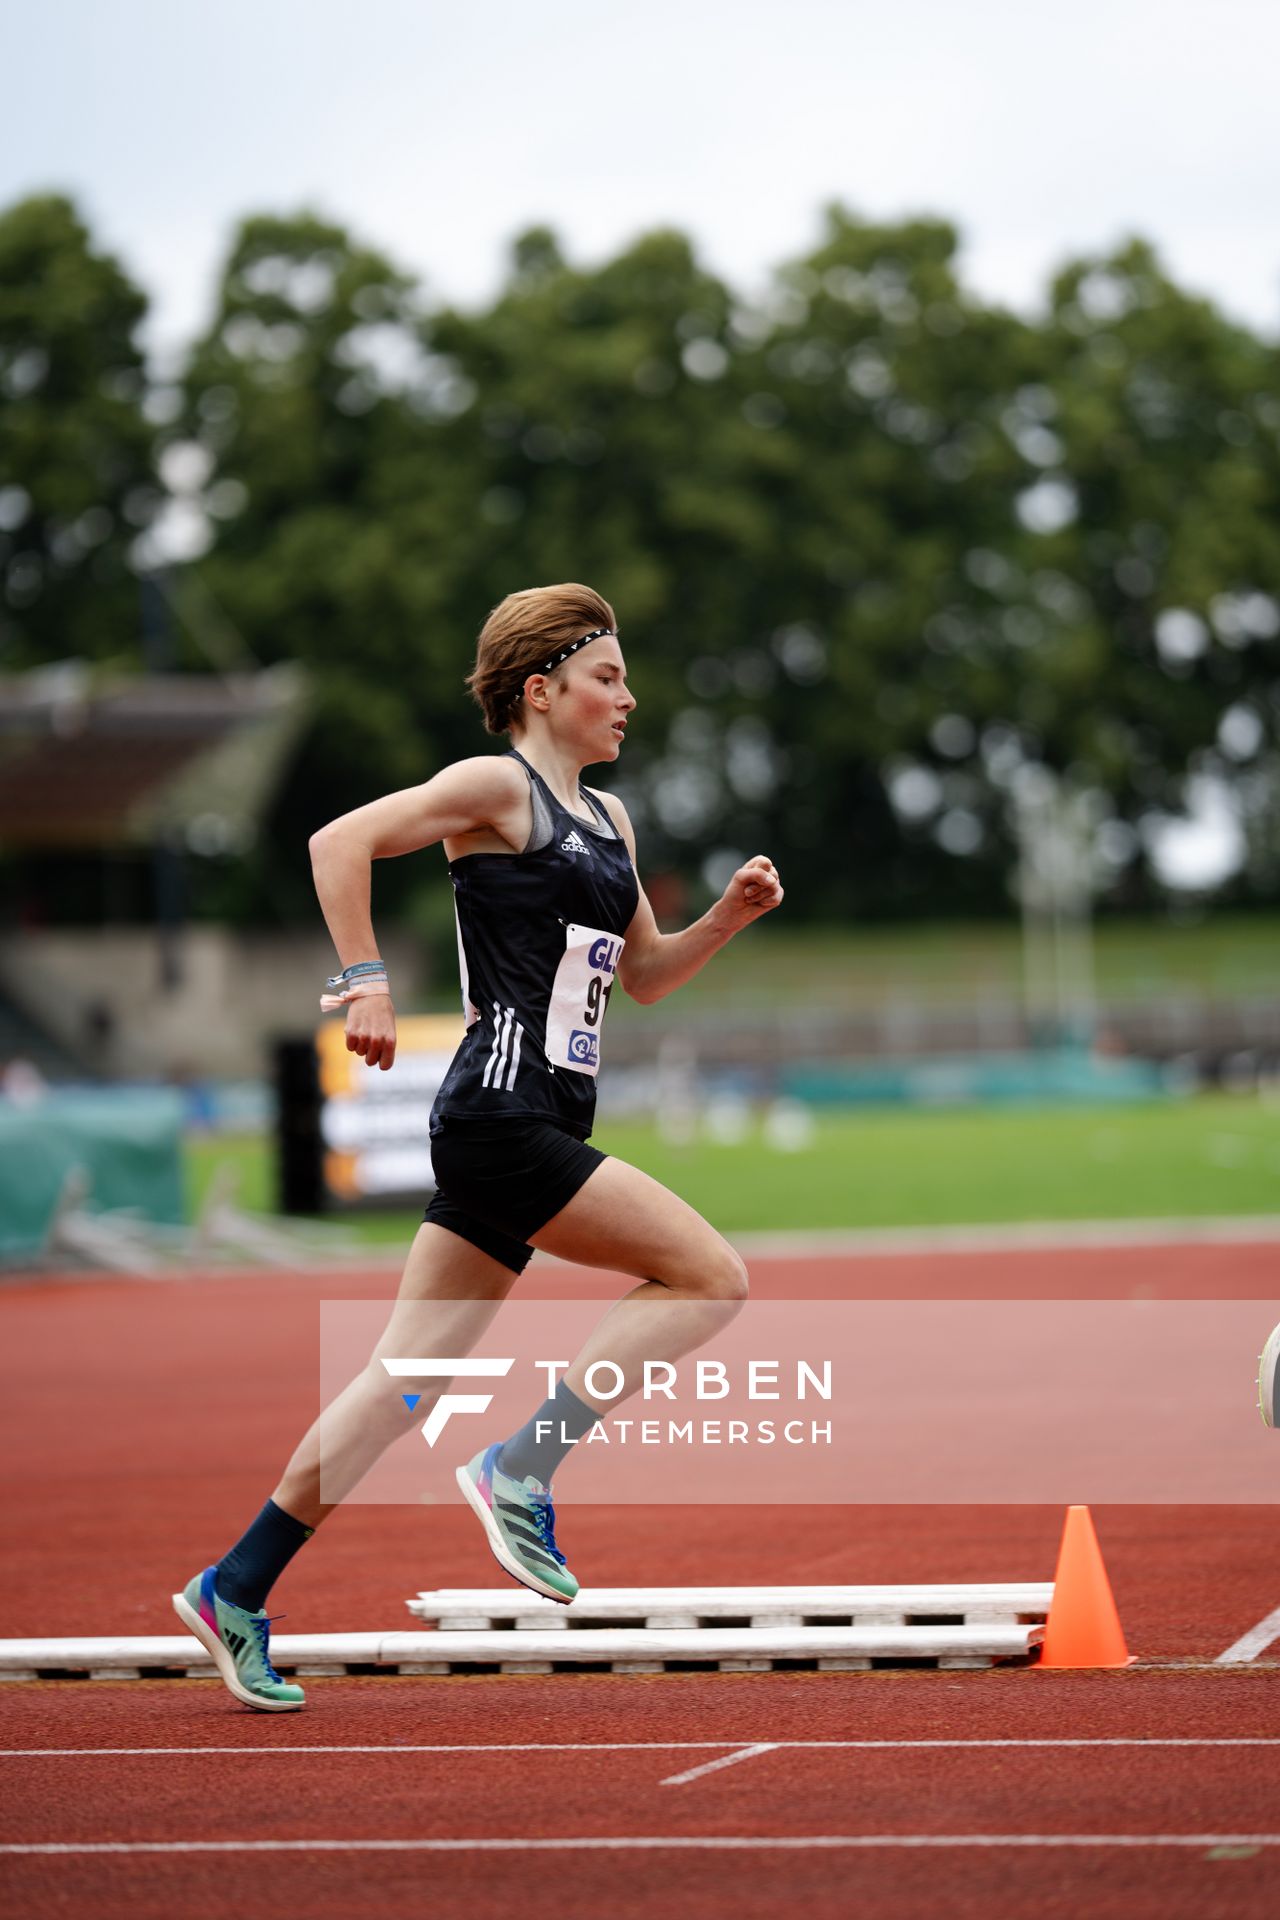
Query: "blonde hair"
467 583 617 735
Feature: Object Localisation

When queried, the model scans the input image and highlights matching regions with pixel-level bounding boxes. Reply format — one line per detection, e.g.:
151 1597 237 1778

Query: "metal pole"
140 572 184 993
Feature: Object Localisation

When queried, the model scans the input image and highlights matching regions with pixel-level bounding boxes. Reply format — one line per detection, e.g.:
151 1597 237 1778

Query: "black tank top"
429 750 640 1139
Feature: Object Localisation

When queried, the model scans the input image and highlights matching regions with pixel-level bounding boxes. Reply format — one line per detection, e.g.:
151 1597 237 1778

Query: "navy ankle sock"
214 1499 313 1612
498 1379 601 1485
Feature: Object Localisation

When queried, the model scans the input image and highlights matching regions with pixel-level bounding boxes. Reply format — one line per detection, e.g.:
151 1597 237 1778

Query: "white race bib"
544 923 625 1076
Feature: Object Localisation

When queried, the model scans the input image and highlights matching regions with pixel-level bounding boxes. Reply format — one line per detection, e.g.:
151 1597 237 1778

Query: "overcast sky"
9 0 1280 360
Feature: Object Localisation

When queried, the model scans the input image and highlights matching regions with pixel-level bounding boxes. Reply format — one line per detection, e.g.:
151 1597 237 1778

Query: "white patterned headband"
539 627 615 674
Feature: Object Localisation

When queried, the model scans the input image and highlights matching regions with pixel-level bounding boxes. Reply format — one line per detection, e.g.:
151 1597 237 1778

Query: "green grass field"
187 1092 1280 1246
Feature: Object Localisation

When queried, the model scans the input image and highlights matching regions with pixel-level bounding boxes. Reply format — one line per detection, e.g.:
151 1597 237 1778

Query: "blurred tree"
9 189 1259 930
0 195 156 668
182 215 767 925
175 211 458 921
1001 240 1280 903
418 210 1042 919
424 225 751 855
708 206 1042 916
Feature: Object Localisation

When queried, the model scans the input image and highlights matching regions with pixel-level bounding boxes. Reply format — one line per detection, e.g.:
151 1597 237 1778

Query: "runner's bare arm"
587 790 784 1005
310 757 529 1069
310 758 529 966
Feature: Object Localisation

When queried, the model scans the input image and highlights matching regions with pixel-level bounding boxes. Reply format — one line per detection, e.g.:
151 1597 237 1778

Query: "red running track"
2 1242 1276 1648
2 1674 1278 1918
2 1238 1278 1917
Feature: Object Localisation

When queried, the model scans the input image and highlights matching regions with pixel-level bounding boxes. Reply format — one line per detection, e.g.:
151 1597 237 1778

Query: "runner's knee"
702 1239 749 1303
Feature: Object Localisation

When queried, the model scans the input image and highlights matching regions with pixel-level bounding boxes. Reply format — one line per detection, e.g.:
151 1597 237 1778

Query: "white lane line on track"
1216 1606 1280 1664
7 1739 1280 1759
661 1744 778 1786
731 1215 1280 1255
4 1836 1280 1855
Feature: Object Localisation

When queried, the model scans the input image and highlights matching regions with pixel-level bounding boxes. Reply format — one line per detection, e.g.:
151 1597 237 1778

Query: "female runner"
174 582 783 1710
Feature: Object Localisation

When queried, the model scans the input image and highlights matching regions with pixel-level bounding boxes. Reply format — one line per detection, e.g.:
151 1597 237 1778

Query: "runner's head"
468 584 628 744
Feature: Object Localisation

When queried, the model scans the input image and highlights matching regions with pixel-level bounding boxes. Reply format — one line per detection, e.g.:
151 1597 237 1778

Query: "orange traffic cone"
1038 1505 1130 1668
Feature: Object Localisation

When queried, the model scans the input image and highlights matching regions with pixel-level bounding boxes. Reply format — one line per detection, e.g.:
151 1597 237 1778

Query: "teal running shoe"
1259 1322 1280 1428
172 1567 305 1711
456 1442 579 1604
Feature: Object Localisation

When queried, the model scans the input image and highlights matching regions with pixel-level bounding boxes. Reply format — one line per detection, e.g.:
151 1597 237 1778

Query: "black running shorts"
422 1117 607 1275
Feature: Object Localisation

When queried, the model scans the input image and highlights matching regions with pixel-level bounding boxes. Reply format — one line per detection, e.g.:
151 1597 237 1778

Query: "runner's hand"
346 994 397 1070
721 855 784 926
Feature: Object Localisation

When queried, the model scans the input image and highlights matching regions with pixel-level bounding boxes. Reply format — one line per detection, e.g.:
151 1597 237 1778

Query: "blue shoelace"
528 1495 567 1567
250 1612 286 1682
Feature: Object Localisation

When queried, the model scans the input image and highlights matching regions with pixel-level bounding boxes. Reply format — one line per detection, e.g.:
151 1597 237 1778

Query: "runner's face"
557 637 635 760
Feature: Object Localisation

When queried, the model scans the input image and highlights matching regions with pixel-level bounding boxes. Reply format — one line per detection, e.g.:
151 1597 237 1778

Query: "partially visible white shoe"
1258 1323 1280 1428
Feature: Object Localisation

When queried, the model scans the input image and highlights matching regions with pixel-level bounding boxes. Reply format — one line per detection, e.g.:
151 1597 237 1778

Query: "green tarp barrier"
782 1049 1174 1109
0 1089 185 1260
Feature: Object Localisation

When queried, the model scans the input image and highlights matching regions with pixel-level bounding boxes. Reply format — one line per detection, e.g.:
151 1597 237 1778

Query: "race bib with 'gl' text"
544 923 625 1077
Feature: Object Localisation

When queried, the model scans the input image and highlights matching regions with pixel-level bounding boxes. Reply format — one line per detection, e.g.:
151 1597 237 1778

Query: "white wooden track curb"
0 1584 1053 1678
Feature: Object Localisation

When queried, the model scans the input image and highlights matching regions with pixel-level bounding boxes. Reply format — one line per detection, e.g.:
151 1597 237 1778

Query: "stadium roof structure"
0 661 309 851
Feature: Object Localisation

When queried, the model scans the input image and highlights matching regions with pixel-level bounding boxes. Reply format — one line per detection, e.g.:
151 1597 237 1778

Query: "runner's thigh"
374 1223 521 1360
530 1156 747 1295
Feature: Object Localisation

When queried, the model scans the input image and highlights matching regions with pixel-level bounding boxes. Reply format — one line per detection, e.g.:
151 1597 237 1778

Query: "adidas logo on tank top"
560 828 590 857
